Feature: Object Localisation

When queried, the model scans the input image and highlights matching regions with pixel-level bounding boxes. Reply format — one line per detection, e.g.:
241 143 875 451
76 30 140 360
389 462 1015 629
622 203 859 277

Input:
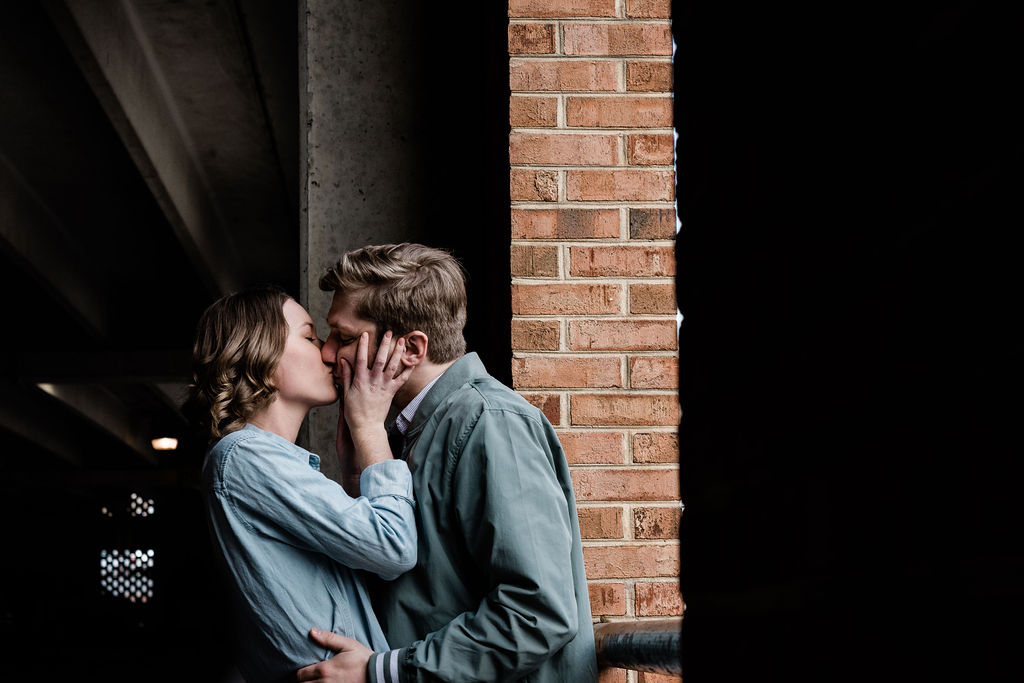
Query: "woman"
189 287 415 683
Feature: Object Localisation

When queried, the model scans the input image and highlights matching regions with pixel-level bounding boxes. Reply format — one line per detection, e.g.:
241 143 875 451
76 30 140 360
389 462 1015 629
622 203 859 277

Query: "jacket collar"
404 352 487 440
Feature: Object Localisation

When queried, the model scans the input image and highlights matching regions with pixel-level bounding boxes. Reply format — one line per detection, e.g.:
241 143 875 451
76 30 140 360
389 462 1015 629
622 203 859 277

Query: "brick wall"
508 2 680 681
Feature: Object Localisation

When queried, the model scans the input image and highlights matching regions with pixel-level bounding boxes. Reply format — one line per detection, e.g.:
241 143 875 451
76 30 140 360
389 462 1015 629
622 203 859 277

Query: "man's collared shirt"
392 375 441 436
387 376 441 462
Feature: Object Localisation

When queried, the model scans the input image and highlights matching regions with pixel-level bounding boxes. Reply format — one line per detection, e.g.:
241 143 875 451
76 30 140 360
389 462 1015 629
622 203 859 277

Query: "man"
297 243 597 682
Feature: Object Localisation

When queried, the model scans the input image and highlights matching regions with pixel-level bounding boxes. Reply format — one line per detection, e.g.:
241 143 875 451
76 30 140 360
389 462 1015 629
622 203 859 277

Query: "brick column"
508 2 680 681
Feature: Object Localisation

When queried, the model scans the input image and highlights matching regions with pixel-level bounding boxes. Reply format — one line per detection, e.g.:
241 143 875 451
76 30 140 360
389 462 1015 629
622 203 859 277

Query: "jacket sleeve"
389 409 580 683
217 437 417 580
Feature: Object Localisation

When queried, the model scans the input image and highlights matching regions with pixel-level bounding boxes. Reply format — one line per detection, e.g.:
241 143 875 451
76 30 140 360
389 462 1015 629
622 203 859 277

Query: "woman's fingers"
393 351 414 386
354 331 370 374
347 330 407 398
339 357 352 391
385 336 406 380
372 330 393 372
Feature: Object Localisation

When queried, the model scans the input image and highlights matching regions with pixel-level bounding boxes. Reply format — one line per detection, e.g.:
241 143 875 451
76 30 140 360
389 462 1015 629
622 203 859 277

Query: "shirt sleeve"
217 436 417 580
392 409 580 683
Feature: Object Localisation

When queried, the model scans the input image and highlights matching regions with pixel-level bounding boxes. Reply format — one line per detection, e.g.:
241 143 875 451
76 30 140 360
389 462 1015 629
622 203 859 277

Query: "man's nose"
321 339 337 366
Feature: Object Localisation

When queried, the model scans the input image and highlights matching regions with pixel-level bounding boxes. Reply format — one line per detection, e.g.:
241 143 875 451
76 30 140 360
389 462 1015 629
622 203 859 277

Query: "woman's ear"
400 331 429 366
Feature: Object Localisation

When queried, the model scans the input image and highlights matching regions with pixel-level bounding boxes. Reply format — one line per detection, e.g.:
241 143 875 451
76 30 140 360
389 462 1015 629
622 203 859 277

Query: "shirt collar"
392 374 441 435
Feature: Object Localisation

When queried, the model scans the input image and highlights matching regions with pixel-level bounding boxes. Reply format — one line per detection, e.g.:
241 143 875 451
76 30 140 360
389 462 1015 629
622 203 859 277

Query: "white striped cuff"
367 648 405 683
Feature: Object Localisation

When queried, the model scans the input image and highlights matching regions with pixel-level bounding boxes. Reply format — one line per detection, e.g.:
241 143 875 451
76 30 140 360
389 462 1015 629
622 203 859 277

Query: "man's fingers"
308 627 359 652
295 661 322 682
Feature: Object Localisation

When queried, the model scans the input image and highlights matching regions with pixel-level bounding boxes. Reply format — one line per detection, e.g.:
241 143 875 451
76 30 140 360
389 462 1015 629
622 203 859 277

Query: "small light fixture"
151 437 178 451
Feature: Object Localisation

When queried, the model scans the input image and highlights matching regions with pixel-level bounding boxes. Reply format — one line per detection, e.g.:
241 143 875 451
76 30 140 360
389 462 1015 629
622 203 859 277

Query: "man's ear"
400 331 429 366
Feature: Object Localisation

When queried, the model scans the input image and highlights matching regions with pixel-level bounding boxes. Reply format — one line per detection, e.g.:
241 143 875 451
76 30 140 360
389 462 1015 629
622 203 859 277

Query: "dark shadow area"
0 2 509 679
0 1 294 678
412 2 513 385
0 475 233 681
675 2 1019 680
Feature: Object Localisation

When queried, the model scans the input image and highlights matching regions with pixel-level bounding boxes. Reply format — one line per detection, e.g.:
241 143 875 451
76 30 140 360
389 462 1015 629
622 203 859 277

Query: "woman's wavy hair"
319 243 467 363
186 286 290 440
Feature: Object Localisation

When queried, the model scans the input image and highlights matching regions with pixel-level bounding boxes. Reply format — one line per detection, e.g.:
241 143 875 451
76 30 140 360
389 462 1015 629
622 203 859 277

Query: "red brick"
630 283 676 314
513 356 622 388
578 506 625 538
558 431 626 464
636 581 684 616
511 244 559 278
633 432 678 463
571 394 679 426
628 133 674 165
566 170 674 201
584 544 679 578
510 59 618 92
511 319 560 350
512 209 619 239
639 673 683 683
509 0 616 18
630 356 678 389
563 24 672 56
629 208 676 238
510 96 558 127
634 505 682 540
521 392 561 424
627 61 673 91
510 133 619 166
626 0 672 18
572 468 680 501
510 169 559 201
569 320 678 351
599 668 630 683
569 245 675 276
567 96 673 127
512 283 621 315
508 23 556 54
589 582 627 615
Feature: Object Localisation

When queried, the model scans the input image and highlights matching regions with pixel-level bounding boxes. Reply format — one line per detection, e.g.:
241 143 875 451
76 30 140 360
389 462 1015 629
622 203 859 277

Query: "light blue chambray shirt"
202 424 416 683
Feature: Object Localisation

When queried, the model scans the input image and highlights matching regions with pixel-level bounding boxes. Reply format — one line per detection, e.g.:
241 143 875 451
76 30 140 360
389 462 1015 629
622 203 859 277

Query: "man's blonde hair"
319 243 467 363
188 287 290 439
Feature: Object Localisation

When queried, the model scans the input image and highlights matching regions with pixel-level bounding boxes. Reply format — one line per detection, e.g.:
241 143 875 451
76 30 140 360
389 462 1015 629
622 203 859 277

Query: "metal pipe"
593 618 682 675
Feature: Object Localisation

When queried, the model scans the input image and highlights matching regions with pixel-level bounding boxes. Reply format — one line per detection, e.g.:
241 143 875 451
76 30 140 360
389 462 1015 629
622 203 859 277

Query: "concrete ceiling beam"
0 379 86 468
0 152 108 339
43 0 242 296
11 351 190 384
35 382 158 465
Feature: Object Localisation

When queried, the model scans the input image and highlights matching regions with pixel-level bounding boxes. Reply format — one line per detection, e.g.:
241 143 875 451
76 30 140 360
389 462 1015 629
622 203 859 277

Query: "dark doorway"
675 3 1019 680
415 3 513 384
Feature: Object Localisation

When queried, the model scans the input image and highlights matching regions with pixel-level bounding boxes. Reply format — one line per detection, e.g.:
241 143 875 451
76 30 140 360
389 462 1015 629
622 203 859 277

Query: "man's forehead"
326 291 371 328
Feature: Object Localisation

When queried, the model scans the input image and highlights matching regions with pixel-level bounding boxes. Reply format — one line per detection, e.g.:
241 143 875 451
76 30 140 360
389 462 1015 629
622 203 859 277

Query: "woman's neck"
247 400 307 444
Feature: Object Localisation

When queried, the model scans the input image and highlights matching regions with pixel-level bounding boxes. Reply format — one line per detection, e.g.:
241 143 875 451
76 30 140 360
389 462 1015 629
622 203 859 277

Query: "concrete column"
298 0 427 476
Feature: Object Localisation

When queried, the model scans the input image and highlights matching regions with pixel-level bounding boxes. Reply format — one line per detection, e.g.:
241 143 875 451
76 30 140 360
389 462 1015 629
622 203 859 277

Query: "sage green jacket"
367 353 597 683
